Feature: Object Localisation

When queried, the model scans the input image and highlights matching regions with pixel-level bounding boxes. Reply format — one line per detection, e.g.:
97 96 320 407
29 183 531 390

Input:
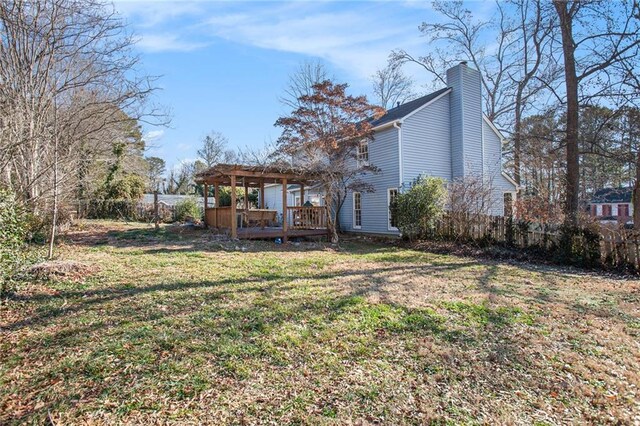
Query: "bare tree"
371 61 416 109
236 141 279 167
390 0 516 125
0 0 166 256
507 0 556 185
551 0 640 226
0 0 162 203
391 0 557 187
197 131 235 167
279 59 330 111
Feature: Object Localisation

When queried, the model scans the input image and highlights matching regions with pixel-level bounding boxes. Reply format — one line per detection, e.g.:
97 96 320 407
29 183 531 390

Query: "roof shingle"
591 187 632 203
370 87 451 127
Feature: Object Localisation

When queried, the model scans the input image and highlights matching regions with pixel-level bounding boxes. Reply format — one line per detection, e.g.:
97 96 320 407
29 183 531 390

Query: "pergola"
195 163 327 241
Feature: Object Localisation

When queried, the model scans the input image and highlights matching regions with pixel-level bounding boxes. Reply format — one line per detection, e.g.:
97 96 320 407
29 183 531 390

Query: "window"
504 193 513 217
388 188 398 230
618 204 629 217
353 192 362 229
602 204 612 216
591 204 597 216
357 140 369 166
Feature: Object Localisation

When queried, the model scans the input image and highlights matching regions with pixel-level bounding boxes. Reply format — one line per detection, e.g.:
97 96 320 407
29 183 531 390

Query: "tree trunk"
634 151 640 229
48 104 59 259
554 1 580 227
324 188 338 243
513 100 522 186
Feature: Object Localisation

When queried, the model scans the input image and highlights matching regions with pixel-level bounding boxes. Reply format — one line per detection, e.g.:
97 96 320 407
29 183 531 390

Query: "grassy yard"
1 220 639 424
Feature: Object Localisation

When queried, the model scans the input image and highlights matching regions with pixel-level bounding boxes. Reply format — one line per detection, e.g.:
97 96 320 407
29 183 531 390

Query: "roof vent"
396 101 400 107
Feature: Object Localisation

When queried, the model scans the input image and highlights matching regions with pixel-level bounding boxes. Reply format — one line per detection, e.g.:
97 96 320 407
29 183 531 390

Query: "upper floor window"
357 140 369 167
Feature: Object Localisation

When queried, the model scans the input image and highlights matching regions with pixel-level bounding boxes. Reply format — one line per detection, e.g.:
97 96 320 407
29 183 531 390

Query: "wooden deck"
235 227 328 240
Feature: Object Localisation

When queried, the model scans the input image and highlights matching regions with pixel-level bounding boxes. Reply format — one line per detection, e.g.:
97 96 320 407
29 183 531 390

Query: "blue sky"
113 0 494 170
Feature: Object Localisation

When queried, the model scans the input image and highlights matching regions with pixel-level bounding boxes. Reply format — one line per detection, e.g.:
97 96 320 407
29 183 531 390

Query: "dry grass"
1 220 639 425
27 261 100 282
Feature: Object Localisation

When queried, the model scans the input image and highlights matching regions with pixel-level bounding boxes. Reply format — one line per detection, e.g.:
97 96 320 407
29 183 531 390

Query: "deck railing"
288 206 328 230
205 206 328 231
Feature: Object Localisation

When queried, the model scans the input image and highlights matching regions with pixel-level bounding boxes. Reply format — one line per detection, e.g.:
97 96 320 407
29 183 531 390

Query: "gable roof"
370 87 451 127
591 187 632 203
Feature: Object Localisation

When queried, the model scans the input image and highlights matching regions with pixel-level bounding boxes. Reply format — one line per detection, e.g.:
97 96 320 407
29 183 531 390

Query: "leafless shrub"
446 173 495 241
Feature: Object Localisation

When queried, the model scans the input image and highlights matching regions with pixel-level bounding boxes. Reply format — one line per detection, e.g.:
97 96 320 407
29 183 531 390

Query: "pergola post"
230 175 237 239
244 182 249 211
282 177 288 242
213 183 219 227
203 183 208 227
259 180 265 209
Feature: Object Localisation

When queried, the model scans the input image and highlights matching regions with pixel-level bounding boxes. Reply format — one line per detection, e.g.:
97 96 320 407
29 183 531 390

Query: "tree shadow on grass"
5 248 634 424
3 259 480 333
3 268 476 424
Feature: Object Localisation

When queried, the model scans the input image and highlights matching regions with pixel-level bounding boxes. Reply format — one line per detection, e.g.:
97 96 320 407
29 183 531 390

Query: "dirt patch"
27 260 99 282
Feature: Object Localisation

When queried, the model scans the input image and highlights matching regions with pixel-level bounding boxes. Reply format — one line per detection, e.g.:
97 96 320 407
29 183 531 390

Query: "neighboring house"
264 62 517 236
263 184 325 214
589 187 633 223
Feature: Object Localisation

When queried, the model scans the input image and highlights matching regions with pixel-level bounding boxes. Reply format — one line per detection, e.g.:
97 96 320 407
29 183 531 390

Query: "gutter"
372 120 400 132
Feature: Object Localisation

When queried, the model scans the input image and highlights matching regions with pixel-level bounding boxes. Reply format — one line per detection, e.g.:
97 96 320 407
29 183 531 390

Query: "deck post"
259 180 265 209
230 175 237 239
244 183 249 210
203 183 208 227
213 183 219 227
282 177 288 242
300 183 305 205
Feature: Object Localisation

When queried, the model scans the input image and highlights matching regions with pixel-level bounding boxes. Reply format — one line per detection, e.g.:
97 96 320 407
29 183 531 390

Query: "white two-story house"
265 62 517 236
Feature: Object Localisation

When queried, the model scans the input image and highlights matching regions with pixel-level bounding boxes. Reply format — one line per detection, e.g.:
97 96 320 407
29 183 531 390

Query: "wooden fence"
74 199 176 222
429 212 640 272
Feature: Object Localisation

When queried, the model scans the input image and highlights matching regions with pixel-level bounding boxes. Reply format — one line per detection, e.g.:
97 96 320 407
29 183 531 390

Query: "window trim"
357 140 369 167
353 192 362 229
387 188 399 231
618 203 629 217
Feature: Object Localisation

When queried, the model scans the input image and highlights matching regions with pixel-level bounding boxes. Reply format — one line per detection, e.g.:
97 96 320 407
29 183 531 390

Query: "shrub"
0 189 32 295
393 176 447 241
174 198 202 222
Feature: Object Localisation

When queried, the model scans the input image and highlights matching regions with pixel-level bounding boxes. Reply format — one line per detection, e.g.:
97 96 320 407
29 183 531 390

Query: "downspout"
480 118 485 178
394 121 403 188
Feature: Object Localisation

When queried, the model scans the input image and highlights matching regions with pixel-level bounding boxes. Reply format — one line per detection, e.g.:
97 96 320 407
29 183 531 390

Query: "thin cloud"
114 0 204 28
137 33 208 53
202 4 422 79
144 129 165 142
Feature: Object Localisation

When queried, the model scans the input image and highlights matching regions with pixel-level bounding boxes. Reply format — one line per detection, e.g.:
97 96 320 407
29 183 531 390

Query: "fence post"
154 191 159 230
